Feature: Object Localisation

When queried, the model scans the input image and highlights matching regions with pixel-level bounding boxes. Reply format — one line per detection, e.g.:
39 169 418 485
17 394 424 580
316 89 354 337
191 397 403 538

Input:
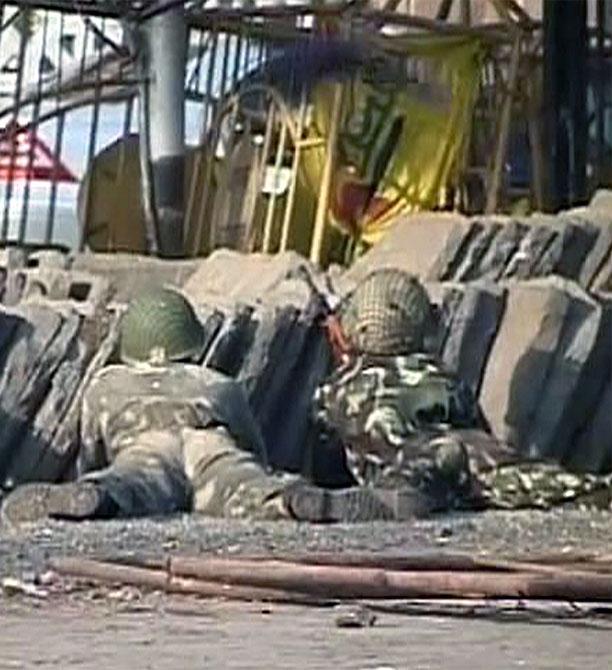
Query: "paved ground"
1 508 611 669
1 597 610 670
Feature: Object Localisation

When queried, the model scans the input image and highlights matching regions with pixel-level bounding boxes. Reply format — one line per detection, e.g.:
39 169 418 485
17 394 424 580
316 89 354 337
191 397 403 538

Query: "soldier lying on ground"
315 268 612 516
2 273 611 526
1 288 348 525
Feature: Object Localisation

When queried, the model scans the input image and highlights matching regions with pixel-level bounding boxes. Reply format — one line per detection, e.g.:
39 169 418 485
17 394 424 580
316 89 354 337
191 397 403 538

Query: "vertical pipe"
136 42 160 256
19 10 49 244
203 28 219 134
145 2 187 257
188 28 206 94
543 0 588 210
186 27 218 255
78 16 104 251
280 90 307 252
596 0 606 187
246 102 275 252
526 68 545 212
485 37 521 214
46 11 66 244
1 10 28 241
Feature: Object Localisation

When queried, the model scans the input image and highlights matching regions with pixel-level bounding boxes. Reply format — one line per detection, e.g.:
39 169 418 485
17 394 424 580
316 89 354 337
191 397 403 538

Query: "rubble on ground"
0 192 611 489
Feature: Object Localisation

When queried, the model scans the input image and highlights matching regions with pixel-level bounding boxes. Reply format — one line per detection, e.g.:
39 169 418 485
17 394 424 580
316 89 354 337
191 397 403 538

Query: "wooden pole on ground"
166 556 612 601
50 557 334 605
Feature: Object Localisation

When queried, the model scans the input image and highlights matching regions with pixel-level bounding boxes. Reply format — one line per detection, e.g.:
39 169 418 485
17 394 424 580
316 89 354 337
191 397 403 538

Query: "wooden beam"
485 37 521 214
262 120 288 253
460 0 471 26
309 83 343 265
526 65 545 211
280 92 308 253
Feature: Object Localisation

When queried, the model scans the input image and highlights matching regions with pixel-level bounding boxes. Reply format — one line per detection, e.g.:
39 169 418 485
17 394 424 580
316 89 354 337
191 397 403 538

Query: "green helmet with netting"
119 287 205 364
339 268 433 356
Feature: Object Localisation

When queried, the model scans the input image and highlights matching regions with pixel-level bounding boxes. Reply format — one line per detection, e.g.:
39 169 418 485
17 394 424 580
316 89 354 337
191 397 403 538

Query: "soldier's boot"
285 483 434 523
1 481 116 526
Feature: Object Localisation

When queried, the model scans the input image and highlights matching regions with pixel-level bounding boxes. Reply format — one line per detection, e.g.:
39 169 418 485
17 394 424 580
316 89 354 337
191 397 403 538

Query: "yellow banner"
298 37 483 247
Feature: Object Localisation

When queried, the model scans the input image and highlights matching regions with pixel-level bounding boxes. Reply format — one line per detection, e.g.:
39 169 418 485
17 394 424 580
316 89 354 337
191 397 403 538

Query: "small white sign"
261 166 292 196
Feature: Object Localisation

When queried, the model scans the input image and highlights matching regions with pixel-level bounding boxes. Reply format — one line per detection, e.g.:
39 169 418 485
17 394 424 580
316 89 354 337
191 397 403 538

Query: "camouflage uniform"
78 363 299 519
314 353 479 509
1 287 304 525
315 352 612 512
316 268 612 513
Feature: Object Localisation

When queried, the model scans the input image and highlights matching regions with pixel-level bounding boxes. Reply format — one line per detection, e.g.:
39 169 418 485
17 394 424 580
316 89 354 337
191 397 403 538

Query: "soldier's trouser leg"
182 427 300 520
83 430 191 516
180 427 415 522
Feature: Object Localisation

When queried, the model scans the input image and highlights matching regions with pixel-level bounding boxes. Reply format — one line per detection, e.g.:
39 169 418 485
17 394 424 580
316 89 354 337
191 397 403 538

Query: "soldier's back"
82 363 266 464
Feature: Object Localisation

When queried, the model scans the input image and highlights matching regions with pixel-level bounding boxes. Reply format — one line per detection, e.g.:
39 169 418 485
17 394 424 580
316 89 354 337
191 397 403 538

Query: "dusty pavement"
1 509 611 669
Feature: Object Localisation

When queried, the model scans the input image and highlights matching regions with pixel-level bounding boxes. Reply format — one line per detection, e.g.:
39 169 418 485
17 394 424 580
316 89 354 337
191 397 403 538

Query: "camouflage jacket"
314 353 479 489
314 353 612 511
79 363 267 474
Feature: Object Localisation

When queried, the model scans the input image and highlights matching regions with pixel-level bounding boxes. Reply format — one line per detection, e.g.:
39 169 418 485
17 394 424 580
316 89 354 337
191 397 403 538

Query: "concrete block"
344 212 470 284
476 220 528 281
531 219 599 280
427 219 483 281
452 221 503 282
71 252 199 303
565 295 612 473
501 222 558 280
0 305 87 486
589 189 612 211
479 278 607 464
441 282 506 397
183 249 318 307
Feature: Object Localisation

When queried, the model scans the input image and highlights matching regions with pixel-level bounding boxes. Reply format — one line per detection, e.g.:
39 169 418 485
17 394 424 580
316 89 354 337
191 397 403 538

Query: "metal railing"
4 1 595 258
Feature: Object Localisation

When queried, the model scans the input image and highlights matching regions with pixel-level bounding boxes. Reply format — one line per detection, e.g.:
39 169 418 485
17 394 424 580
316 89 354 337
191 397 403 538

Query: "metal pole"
596 0 606 187
145 2 187 257
543 0 588 210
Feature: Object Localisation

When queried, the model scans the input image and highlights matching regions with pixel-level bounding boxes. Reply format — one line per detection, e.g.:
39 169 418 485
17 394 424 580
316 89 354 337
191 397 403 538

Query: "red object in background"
331 168 392 238
0 122 76 183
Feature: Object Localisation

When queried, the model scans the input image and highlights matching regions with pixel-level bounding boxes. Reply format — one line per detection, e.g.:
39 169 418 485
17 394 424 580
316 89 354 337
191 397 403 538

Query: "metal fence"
3 2 605 257
0 3 265 250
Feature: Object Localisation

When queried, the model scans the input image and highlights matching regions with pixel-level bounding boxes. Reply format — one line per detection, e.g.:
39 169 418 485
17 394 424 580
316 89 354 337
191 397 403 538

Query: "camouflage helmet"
339 269 432 356
119 287 205 364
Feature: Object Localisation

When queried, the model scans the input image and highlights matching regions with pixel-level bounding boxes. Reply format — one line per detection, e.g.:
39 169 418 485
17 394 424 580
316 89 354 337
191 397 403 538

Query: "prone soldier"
314 268 612 516
1 288 370 525
3 272 610 526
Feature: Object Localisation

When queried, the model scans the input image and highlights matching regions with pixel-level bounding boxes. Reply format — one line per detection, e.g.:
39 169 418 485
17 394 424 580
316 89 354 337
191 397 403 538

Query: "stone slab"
501 222 558 280
476 220 529 281
479 279 572 453
0 306 84 487
532 219 599 280
452 221 503 282
342 213 470 284
441 282 506 397
526 279 605 462
427 220 483 282
71 252 200 303
479 278 608 464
